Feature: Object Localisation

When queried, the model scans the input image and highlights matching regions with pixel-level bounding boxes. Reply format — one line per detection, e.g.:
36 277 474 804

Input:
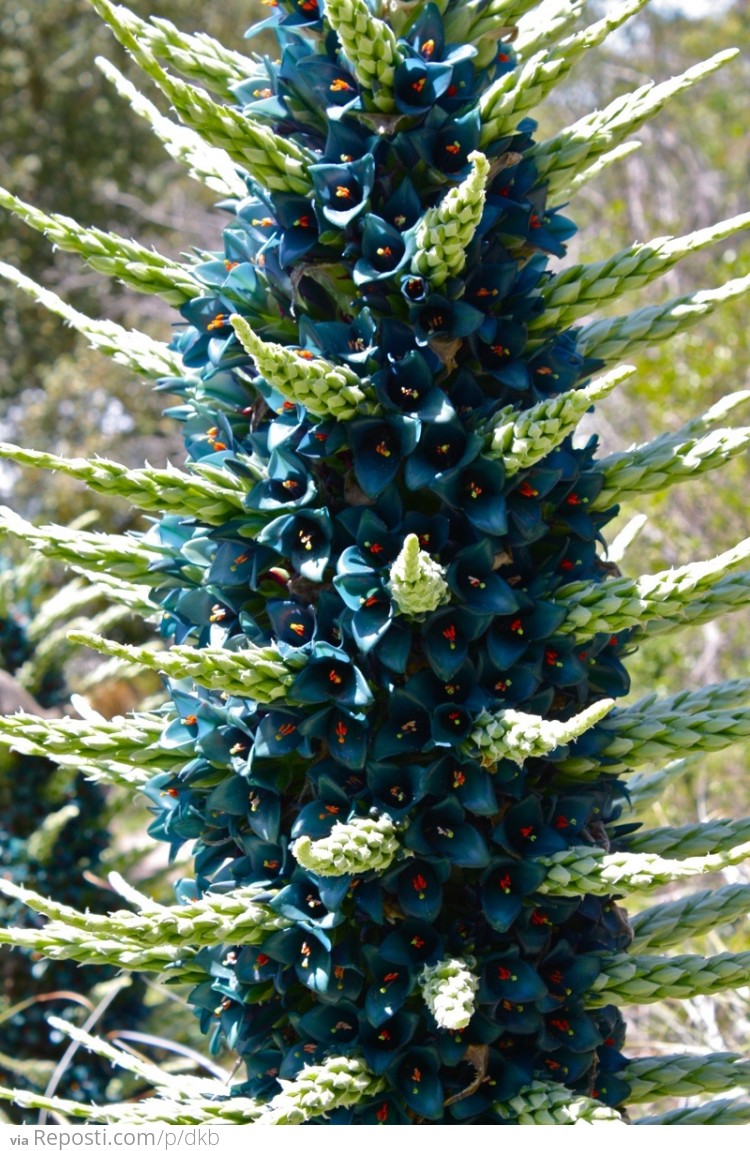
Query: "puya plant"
0 551 148 1108
1 0 750 1126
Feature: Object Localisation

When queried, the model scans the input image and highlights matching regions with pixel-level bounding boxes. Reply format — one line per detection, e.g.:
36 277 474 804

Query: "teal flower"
309 154 376 228
288 642 374 709
271 194 319 266
257 508 333 581
403 797 490 867
354 215 413 286
447 540 520 616
347 416 420 498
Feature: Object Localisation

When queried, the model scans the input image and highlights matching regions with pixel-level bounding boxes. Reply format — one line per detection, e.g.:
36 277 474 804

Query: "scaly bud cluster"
631 884 750 954
534 213 750 331
291 814 403 876
590 950 750 1007
232 316 369 421
480 0 651 145
486 367 632 475
493 1081 625 1124
617 816 750 859
622 1053 750 1104
257 1057 385 1125
323 0 403 113
96 59 247 199
468 698 614 767
0 444 253 526
412 152 490 287
419 957 479 1030
0 188 201 306
388 534 451 617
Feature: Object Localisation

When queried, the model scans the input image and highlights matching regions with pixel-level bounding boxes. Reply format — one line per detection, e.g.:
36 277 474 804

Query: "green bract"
1 0 750 1126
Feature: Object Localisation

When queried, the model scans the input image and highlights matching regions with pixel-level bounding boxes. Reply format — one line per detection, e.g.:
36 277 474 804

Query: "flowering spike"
323 0 403 113
593 423 750 511
4 0 750 1126
623 1053 750 1105
0 443 253 526
533 50 739 198
443 0 533 57
562 683 750 778
480 0 651 145
648 571 750 638
591 950 750 1008
0 877 289 971
292 814 403 877
514 0 588 56
96 58 247 198
412 152 490 287
628 758 694 814
419 957 479 1031
89 0 313 194
0 187 200 305
231 314 370 421
0 261 182 380
578 274 750 364
637 1099 750 1125
0 879 288 962
568 140 642 194
0 1045 379 1125
0 1087 266 1125
617 817 750 860
0 507 168 584
468 698 615 768
67 631 306 704
631 884 750 955
539 841 750 899
388 533 451 617
106 9 254 97
0 710 186 787
43 1015 221 1101
256 1057 385 1125
486 366 634 475
534 212 750 332
552 537 750 641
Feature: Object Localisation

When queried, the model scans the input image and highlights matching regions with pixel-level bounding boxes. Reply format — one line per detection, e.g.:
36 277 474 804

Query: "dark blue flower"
257 508 333 581
393 56 454 115
411 293 484 343
390 1048 444 1121
354 215 413 285
422 608 490 680
309 154 376 228
403 797 490 867
265 194 319 267
347 416 420 497
437 455 509 536
481 858 547 933
288 642 374 709
404 419 480 489
447 540 520 616
244 448 316 511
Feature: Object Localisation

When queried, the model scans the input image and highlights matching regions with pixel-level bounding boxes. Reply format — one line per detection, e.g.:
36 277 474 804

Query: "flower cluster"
138 0 637 1121
3 0 750 1128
